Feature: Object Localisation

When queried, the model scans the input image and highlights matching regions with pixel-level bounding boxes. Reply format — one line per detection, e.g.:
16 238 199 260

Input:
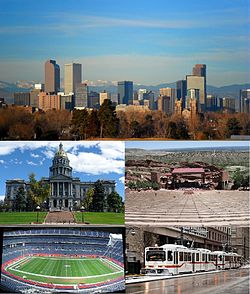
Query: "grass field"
0 212 47 224
74 212 124 225
6 255 124 285
0 212 124 224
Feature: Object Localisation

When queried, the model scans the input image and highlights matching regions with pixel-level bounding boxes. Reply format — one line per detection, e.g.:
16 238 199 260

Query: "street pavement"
126 267 249 294
126 190 249 226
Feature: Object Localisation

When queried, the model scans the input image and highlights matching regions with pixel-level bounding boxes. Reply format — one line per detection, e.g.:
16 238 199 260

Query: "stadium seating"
1 228 124 293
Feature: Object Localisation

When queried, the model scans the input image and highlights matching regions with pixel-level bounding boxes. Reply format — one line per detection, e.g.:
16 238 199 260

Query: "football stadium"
1 228 125 293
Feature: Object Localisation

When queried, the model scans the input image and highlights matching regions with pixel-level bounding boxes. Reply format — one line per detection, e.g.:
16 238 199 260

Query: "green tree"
83 188 94 211
231 168 249 190
15 186 26 211
92 180 106 212
26 173 50 211
98 99 119 138
107 191 123 212
226 117 242 137
70 109 89 139
87 109 100 138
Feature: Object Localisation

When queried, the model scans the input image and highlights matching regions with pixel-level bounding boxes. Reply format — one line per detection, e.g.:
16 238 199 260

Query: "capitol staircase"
44 211 76 224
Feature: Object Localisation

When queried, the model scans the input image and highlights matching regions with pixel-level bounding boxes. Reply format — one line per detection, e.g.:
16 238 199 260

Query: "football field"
5 255 124 285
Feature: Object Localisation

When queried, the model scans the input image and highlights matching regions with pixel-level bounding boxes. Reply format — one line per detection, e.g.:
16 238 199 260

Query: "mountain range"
0 80 249 105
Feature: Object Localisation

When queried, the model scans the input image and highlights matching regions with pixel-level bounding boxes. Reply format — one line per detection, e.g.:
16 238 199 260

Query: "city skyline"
0 0 249 86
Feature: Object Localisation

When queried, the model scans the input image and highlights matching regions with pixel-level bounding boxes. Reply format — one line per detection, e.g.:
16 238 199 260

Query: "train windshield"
146 250 166 261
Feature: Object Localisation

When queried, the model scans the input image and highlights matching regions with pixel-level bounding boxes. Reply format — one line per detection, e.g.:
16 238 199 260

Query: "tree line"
0 101 249 140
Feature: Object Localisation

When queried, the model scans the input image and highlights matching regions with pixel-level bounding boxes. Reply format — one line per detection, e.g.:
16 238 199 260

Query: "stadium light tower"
36 205 40 223
80 206 85 223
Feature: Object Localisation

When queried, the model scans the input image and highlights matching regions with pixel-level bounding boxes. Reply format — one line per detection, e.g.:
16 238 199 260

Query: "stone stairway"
125 190 250 227
44 211 76 224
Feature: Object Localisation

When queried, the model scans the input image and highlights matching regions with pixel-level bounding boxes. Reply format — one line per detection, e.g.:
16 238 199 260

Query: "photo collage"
0 1 249 293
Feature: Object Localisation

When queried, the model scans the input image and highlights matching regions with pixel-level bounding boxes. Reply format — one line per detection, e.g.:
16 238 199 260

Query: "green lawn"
7 256 123 285
74 212 124 225
0 212 47 224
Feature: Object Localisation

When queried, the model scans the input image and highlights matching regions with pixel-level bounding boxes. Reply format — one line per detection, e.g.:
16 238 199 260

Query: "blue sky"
0 0 249 86
0 141 125 200
126 140 249 150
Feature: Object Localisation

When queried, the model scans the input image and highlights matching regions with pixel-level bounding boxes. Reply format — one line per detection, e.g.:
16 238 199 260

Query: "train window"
184 252 191 261
167 251 173 261
146 251 166 261
196 253 199 261
179 252 183 261
202 254 205 262
218 255 223 261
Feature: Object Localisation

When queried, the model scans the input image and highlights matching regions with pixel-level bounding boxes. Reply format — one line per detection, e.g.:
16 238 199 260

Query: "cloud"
119 176 125 184
26 160 38 166
98 141 125 160
0 195 5 201
68 152 124 175
31 153 40 158
0 160 4 164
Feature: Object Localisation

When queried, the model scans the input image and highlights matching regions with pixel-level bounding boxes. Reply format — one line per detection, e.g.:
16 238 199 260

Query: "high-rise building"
30 88 41 108
206 95 218 112
117 81 133 105
219 97 235 113
88 91 100 109
137 89 147 101
159 87 176 115
239 89 250 113
192 64 206 77
45 60 60 94
176 80 187 109
186 75 205 112
14 92 30 106
38 92 61 111
75 83 88 108
64 63 82 95
186 88 200 109
99 91 111 105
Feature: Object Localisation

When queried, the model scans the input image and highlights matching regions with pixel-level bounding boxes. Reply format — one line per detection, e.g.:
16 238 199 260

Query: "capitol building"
5 143 116 211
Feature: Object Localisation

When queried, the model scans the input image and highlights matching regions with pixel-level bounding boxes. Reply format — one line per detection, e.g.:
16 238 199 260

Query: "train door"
192 253 195 272
174 251 179 275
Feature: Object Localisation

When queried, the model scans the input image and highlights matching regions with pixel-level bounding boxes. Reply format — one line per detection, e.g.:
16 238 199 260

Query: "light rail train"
145 244 242 275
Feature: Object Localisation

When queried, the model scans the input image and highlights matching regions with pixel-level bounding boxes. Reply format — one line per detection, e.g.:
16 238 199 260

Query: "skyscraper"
176 80 187 109
186 75 205 112
45 60 60 94
159 87 176 115
64 63 82 95
75 83 88 108
239 89 250 113
191 64 207 111
117 81 133 105
192 64 206 77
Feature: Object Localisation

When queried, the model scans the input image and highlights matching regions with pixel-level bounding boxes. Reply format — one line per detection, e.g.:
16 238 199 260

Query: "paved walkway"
44 211 76 224
125 190 250 226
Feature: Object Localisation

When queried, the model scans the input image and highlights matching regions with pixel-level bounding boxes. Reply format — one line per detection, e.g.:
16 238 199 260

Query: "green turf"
74 212 124 225
0 212 47 224
7 256 123 285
